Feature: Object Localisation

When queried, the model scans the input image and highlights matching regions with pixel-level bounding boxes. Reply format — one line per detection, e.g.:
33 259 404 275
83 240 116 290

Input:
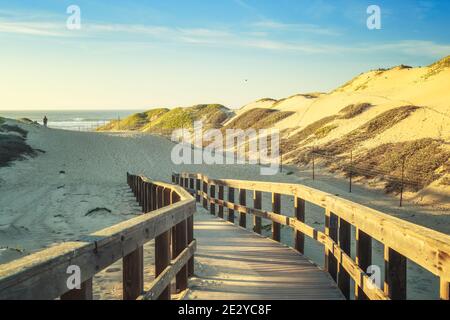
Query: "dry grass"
97 108 169 131
318 105 420 156
0 125 40 167
281 115 337 154
354 139 450 192
423 55 450 80
339 103 372 119
225 108 294 130
314 125 338 139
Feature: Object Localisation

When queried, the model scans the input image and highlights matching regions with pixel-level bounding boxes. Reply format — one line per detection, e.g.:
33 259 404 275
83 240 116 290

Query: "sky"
0 0 449 110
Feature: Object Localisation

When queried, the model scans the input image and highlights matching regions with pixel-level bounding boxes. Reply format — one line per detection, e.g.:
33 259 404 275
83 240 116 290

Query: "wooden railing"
0 173 196 300
173 172 450 300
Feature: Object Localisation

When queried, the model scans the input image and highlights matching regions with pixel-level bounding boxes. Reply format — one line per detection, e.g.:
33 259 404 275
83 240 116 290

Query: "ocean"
0 110 140 131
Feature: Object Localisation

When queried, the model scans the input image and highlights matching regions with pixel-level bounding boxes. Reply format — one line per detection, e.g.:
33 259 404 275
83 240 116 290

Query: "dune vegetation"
96 55 450 203
0 124 40 167
97 104 231 134
224 108 294 130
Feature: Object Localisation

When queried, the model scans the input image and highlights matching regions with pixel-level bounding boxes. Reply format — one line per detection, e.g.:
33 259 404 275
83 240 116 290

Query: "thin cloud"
0 16 448 58
252 20 342 36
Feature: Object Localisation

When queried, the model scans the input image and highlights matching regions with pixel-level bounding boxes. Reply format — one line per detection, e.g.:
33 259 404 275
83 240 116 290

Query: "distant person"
43 116 48 127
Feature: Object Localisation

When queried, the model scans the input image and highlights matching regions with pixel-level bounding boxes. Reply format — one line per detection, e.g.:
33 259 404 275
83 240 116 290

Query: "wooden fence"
0 173 196 300
173 172 450 300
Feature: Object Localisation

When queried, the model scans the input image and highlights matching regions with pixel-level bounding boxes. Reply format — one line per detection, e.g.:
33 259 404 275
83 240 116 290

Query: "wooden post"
312 149 315 181
400 157 406 207
187 214 194 277
294 197 305 254
151 184 157 211
202 179 208 209
239 189 246 228
171 192 181 262
440 279 450 300
157 186 163 209
154 188 172 300
337 218 351 299
61 279 93 300
143 182 148 213
325 209 338 282
228 187 235 223
137 178 141 205
272 193 281 242
123 246 144 300
175 219 188 292
148 183 153 212
196 178 201 202
253 191 262 234
210 184 216 215
218 185 224 218
349 150 353 193
355 228 372 300
384 246 407 300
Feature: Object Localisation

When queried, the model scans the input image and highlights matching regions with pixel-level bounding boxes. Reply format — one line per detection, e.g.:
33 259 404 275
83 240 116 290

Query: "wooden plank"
325 209 338 282
210 184 216 216
218 186 224 219
144 241 196 300
337 218 351 299
294 197 305 254
157 185 163 209
155 231 171 300
175 220 188 292
154 187 173 300
355 228 372 300
60 278 93 300
272 193 281 242
122 246 144 300
239 189 246 228
196 178 201 202
384 247 407 300
228 187 235 223
253 191 262 234
203 180 208 209
187 216 194 277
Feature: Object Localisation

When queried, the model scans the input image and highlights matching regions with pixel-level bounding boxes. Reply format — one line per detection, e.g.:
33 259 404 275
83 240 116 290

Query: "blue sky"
0 0 449 110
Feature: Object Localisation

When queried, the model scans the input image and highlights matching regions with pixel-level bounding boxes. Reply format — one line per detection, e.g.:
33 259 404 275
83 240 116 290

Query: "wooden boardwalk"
186 211 344 300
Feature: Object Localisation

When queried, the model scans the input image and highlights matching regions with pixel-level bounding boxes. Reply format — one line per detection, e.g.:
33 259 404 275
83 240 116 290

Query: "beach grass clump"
144 104 230 133
314 125 338 139
0 125 39 167
423 55 450 80
281 115 338 154
318 105 420 156
353 139 450 192
224 108 294 130
339 103 372 119
97 108 169 131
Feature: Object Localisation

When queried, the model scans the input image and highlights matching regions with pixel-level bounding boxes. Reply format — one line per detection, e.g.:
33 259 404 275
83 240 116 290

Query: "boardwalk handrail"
174 172 450 300
0 173 196 300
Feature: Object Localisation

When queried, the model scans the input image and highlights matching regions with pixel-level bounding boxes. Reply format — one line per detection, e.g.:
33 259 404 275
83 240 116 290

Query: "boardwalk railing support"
175 172 450 300
272 193 281 242
0 173 196 301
